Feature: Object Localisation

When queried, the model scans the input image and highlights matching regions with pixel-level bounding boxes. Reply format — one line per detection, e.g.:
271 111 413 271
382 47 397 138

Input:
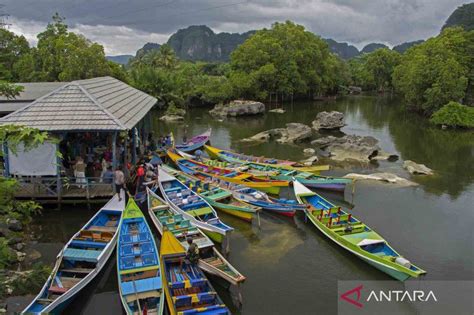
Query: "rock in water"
303 148 316 155
277 123 312 143
312 111 345 130
269 108 286 114
301 156 319 166
209 100 265 118
159 114 184 122
403 160 434 175
343 173 418 187
241 123 312 144
313 134 380 162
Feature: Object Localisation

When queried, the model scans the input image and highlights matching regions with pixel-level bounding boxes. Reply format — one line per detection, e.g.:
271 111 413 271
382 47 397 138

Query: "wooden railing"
13 176 114 203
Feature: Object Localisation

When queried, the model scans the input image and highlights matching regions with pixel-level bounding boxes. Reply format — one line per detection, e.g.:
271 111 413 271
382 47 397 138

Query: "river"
16 96 474 314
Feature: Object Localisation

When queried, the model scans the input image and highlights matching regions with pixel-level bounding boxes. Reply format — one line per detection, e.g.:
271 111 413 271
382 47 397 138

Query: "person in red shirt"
135 163 145 195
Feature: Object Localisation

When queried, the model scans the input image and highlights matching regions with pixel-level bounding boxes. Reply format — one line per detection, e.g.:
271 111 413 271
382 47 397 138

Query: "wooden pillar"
112 131 117 193
3 142 10 177
56 143 62 209
132 128 137 164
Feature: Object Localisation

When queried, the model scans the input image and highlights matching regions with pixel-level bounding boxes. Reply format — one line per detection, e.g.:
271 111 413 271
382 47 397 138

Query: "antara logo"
340 285 438 308
340 285 364 308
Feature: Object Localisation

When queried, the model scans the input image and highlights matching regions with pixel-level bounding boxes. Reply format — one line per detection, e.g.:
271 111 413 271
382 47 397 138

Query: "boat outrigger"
23 193 125 314
147 188 246 286
293 180 426 281
117 198 165 315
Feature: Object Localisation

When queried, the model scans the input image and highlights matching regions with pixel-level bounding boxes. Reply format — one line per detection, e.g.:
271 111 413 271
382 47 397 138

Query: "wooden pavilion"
0 76 157 205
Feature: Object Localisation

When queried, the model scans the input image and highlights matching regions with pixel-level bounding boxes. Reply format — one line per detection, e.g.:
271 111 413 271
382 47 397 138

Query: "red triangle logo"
340 285 364 308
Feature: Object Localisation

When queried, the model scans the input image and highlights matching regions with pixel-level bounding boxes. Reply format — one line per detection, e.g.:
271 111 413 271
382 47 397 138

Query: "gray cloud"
3 0 469 55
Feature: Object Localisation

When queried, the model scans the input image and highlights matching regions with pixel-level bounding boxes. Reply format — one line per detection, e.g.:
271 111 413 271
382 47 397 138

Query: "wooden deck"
13 176 114 204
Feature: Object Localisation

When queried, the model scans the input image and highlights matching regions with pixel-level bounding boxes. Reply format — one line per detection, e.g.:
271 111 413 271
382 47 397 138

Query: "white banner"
8 142 58 176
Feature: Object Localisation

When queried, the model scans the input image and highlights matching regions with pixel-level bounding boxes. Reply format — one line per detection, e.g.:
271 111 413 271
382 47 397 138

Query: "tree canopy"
229 21 345 100
392 27 474 114
1 14 127 82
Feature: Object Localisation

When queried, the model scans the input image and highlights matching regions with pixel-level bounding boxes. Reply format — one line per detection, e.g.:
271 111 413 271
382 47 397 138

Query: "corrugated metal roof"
0 77 157 131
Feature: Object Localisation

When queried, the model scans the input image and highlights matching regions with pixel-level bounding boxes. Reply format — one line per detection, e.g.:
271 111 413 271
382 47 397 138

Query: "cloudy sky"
3 0 470 55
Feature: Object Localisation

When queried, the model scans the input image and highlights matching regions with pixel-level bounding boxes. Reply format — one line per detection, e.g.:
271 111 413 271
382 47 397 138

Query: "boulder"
403 160 433 175
159 114 184 122
16 251 26 262
269 108 286 114
312 111 345 130
7 237 23 245
7 219 23 232
300 156 319 166
209 100 265 118
313 134 381 162
343 173 418 187
15 243 25 251
276 123 312 144
371 150 399 161
241 123 312 144
303 148 316 155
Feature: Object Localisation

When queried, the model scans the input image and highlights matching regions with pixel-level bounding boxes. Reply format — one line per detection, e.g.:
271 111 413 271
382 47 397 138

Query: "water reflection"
152 96 474 198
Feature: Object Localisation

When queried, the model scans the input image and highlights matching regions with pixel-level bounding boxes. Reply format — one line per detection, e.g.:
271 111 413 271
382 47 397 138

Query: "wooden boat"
168 150 288 195
157 166 233 245
147 188 245 285
162 165 260 222
117 198 165 315
175 128 212 153
160 230 231 315
23 193 125 314
177 168 302 217
204 149 351 191
293 180 426 281
205 144 329 174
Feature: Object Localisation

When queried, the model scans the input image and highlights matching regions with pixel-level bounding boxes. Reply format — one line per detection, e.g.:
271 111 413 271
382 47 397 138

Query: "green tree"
0 81 23 99
229 21 337 99
0 29 31 81
364 48 401 92
393 27 474 114
430 101 474 128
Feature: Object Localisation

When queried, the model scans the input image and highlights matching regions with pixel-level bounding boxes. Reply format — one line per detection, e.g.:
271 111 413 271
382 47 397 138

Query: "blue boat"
117 198 165 314
22 193 125 314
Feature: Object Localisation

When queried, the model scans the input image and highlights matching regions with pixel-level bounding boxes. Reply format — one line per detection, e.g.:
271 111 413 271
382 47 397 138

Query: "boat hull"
209 200 254 222
203 229 225 243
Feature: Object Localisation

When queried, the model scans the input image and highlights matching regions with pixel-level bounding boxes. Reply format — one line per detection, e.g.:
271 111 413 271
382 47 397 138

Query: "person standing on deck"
114 167 126 202
73 157 87 188
135 163 145 195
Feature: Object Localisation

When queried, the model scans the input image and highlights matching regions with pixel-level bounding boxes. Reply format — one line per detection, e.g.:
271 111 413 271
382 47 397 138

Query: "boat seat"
187 207 213 217
165 187 182 193
70 240 107 249
48 286 68 294
120 276 162 295
88 225 117 233
61 267 93 274
332 223 366 235
63 248 101 262
223 171 237 177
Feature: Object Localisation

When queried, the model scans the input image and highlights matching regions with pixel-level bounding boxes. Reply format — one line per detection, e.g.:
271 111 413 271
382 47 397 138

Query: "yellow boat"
167 150 288 195
204 145 330 174
160 231 231 315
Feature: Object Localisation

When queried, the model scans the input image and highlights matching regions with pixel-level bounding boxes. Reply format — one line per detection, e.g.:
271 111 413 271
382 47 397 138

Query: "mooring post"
56 143 62 209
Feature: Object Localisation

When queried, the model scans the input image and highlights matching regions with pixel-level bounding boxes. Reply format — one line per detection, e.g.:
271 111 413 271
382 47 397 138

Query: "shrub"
430 101 474 128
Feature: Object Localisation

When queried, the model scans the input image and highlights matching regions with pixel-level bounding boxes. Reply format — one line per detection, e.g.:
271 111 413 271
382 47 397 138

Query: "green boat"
162 165 261 222
293 180 426 281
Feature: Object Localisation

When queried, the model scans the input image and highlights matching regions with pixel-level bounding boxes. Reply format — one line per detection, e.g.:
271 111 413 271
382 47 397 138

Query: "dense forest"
1 3 473 127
